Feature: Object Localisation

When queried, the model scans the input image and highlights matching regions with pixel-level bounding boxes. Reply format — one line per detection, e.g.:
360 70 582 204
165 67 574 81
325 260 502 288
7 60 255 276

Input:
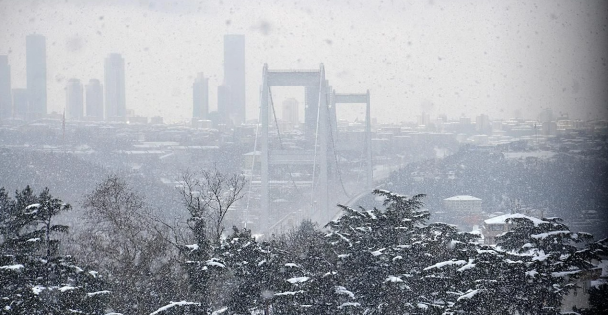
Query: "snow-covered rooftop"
484 213 546 226
444 195 482 201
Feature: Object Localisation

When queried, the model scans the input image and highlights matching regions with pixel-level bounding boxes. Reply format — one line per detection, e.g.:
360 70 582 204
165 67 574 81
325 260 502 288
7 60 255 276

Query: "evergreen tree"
0 186 109 314
324 189 476 314
451 215 605 314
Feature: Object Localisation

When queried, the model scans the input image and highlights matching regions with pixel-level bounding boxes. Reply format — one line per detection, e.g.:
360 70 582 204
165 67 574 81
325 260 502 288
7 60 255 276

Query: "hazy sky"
1 0 606 123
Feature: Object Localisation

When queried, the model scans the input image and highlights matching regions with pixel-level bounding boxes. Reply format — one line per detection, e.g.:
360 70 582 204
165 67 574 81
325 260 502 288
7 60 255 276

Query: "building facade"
66 79 83 120
26 34 47 118
217 84 231 125
281 98 299 126
12 88 28 119
0 55 11 120
104 53 126 120
223 34 246 125
192 72 209 120
85 79 103 119
442 195 483 229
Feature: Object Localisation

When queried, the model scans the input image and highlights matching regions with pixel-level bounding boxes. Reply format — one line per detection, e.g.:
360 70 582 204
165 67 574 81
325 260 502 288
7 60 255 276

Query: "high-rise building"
538 108 554 123
223 34 246 125
0 55 11 120
26 34 47 118
281 98 299 126
66 78 83 120
12 88 27 119
193 73 209 120
417 112 431 126
104 53 126 120
475 114 491 134
217 84 231 124
86 79 103 119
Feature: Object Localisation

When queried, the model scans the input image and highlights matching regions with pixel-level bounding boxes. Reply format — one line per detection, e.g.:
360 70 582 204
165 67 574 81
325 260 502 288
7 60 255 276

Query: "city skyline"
0 0 606 124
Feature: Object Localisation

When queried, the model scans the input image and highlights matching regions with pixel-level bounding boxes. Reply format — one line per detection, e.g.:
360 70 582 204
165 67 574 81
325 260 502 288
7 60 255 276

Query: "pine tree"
0 186 109 314
325 190 451 314
451 215 605 314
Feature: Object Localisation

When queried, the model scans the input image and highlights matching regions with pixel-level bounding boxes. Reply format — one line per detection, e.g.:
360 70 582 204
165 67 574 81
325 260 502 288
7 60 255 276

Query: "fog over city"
1 0 606 123
1 1 608 314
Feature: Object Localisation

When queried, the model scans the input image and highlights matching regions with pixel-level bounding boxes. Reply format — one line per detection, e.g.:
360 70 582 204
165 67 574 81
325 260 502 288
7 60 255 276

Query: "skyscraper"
104 53 126 120
26 34 46 118
66 78 83 120
86 79 103 119
0 55 11 120
223 34 246 125
281 98 299 126
217 84 231 124
12 88 27 120
192 73 209 120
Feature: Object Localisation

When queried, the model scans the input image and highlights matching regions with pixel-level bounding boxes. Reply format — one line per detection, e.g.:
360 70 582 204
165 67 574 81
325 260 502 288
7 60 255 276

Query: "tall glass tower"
223 34 245 125
193 73 209 120
104 53 126 120
86 79 103 119
0 55 11 120
26 34 46 118
66 78 83 120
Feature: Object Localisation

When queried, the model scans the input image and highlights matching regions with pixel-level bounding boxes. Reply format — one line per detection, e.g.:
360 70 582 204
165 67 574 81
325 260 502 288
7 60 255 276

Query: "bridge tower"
258 64 373 231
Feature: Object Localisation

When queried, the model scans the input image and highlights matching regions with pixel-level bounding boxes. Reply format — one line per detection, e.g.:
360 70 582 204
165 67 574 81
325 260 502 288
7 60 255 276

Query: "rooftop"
484 213 546 226
444 195 482 201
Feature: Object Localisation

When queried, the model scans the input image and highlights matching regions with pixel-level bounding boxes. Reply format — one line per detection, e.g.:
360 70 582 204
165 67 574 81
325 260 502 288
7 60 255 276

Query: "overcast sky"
1 0 606 124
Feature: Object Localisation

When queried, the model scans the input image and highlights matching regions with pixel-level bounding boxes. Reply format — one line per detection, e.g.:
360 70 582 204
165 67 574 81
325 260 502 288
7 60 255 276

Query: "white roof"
444 195 481 201
484 213 546 226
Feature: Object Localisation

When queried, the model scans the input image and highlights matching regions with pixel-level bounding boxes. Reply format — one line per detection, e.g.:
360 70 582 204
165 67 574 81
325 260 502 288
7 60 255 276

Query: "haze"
1 0 606 123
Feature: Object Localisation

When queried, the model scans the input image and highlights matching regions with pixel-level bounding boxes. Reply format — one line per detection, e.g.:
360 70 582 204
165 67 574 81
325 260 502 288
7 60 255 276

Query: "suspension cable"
310 77 323 212
268 86 303 196
325 93 352 198
244 88 262 226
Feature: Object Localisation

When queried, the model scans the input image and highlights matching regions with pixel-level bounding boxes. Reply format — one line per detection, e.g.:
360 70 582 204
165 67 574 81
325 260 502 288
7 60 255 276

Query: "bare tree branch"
176 168 247 246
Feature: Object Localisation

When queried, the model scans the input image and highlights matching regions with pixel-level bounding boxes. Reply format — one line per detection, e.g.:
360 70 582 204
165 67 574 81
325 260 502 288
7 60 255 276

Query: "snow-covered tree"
78 176 182 315
324 189 481 314
174 169 246 313
0 186 109 314
450 215 605 314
